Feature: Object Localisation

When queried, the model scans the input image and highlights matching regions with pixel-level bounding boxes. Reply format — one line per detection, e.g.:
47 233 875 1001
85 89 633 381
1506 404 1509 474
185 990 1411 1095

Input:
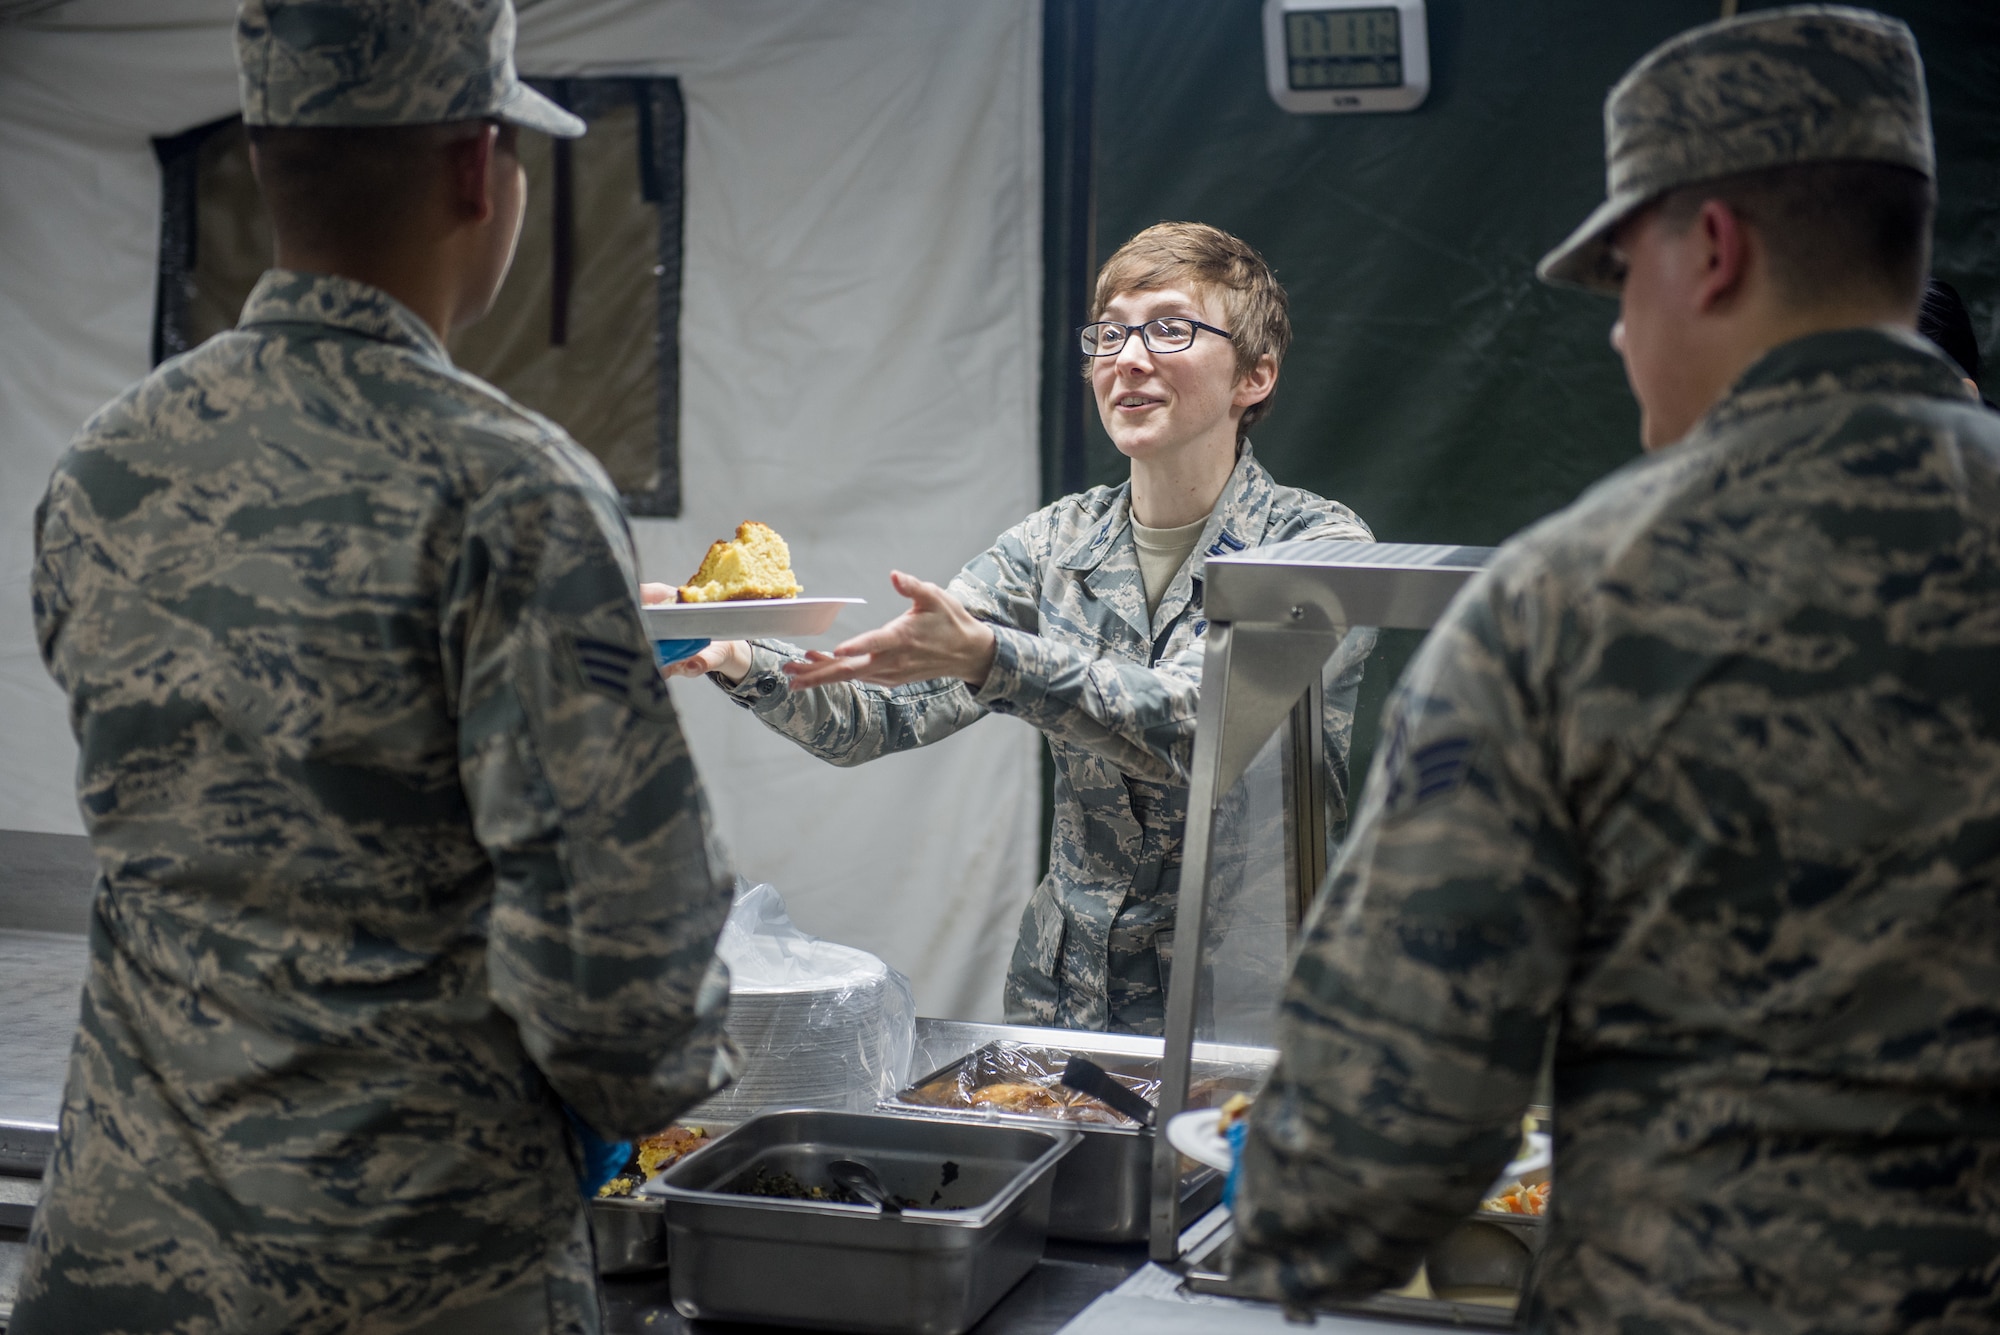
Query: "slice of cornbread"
676 521 803 602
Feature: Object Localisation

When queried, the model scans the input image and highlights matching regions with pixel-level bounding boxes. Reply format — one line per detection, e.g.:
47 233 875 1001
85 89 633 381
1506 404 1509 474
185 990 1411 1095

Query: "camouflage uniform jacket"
15 270 736 1335
719 445 1372 1033
1233 329 2000 1334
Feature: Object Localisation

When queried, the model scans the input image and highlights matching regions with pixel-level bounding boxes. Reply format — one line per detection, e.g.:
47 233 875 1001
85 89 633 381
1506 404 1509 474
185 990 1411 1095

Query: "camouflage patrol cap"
237 0 585 139
1538 5 1932 293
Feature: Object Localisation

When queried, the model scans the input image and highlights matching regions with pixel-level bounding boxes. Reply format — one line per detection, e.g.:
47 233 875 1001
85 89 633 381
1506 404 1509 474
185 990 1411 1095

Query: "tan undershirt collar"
1130 512 1210 619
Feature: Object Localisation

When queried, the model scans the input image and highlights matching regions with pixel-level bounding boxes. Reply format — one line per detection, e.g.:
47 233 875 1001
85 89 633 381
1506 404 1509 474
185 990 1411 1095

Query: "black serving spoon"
1060 1055 1157 1127
828 1158 903 1214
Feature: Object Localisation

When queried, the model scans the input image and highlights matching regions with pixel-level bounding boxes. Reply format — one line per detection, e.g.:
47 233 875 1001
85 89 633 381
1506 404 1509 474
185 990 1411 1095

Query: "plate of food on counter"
1166 1101 1554 1213
641 520 863 640
1163 1093 1249 1173
1480 1115 1552 1215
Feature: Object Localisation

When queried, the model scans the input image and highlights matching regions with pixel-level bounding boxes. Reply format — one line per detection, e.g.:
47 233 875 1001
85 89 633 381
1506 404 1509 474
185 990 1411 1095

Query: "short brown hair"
1088 222 1291 435
1655 161 1934 312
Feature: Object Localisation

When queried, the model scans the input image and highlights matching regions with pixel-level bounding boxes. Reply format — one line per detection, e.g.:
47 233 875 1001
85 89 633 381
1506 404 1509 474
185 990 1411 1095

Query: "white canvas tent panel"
0 0 1044 1020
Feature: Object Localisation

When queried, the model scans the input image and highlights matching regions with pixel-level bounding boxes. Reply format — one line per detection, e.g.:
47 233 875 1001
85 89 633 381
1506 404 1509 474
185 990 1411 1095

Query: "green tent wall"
1041 0 2000 798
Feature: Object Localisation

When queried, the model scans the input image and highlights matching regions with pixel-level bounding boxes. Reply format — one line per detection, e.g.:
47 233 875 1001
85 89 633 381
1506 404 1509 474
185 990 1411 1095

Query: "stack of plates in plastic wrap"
700 935 911 1121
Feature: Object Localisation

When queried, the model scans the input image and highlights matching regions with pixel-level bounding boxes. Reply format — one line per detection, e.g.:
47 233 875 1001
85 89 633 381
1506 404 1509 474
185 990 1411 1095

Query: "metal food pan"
1468 1207 1546 1252
884 1040 1261 1243
644 1108 1077 1335
590 1195 667 1276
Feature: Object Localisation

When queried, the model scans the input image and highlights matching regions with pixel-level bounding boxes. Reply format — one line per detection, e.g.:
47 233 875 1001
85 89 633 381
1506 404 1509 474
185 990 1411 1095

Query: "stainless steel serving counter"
0 933 66 1328
0 830 96 1331
585 1020 1469 1335
599 1238 1148 1335
0 1007 1472 1334
0 931 85 1178
0 1010 1166 1332
0 832 95 1183
596 1020 1456 1334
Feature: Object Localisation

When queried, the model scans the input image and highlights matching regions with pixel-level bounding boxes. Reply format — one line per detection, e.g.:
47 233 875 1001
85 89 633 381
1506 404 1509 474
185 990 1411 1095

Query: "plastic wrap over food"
892 1042 1260 1129
700 881 916 1121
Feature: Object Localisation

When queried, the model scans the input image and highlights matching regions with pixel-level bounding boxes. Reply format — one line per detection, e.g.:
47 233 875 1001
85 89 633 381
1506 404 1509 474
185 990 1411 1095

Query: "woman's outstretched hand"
782 570 997 690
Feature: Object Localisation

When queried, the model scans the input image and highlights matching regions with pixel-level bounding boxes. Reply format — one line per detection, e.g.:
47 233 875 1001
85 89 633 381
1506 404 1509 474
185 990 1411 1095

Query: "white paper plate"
1165 1112 1553 1189
642 597 865 641
698 965 902 1119
1165 1108 1232 1172
1494 1132 1551 1189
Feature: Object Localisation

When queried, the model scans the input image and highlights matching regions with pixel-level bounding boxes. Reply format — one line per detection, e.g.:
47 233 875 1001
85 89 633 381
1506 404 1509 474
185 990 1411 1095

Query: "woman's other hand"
782 571 997 691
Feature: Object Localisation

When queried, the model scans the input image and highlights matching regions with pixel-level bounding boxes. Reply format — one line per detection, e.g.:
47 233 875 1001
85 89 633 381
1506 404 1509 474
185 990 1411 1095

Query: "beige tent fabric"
174 106 666 500
450 100 665 498
0 0 1044 1023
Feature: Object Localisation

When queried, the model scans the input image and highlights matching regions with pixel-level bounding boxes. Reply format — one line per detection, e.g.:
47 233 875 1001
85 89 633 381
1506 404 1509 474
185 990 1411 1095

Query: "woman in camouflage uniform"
661 223 1373 1034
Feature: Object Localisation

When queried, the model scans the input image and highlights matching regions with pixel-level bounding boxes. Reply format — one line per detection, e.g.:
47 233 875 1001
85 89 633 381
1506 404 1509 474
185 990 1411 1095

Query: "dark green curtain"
1044 0 2000 795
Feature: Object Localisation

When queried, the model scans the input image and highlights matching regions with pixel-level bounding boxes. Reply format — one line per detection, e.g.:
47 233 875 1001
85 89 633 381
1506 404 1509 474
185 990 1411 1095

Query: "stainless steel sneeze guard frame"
1202 539 1496 632
1148 541 1494 1262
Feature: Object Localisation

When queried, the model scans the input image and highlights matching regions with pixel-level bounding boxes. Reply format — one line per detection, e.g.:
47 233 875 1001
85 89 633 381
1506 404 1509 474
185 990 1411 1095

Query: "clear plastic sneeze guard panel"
1194 625 1384 1048
1192 727 1288 1049
1149 541 1494 1264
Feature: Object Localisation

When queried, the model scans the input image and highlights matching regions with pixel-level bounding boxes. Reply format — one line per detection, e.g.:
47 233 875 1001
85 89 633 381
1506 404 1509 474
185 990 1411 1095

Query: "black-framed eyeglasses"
1077 317 1232 357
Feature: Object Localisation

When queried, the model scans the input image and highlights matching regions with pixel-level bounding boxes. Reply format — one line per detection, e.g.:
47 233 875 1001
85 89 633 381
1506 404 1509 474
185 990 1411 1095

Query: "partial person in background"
661 223 1374 1034
13 3 735 1333
1234 7 2000 1331
1919 276 1991 404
